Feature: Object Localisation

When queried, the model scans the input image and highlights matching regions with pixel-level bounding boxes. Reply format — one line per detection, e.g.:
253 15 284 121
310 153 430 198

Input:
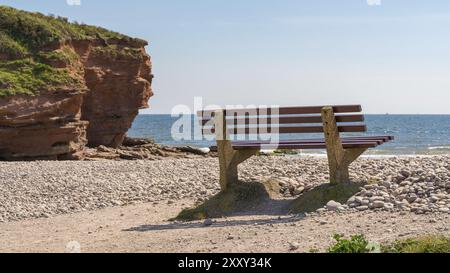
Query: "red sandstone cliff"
0 39 153 160
79 40 153 148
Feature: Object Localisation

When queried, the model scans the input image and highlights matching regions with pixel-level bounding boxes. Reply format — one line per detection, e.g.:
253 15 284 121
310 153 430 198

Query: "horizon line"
139 113 450 116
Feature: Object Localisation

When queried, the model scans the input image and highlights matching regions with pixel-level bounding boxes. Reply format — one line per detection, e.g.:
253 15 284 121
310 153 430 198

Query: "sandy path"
1 199 448 253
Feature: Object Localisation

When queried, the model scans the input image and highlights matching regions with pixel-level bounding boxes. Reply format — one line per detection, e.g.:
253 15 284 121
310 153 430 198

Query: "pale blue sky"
2 0 450 114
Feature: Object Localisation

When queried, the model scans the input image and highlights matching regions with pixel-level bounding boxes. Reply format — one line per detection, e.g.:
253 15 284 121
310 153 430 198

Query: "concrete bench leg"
214 110 258 191
321 107 367 184
217 142 258 191
328 147 367 183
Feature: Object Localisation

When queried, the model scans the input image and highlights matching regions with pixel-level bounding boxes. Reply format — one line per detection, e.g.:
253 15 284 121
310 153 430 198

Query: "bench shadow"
124 215 304 232
123 179 365 232
172 179 291 221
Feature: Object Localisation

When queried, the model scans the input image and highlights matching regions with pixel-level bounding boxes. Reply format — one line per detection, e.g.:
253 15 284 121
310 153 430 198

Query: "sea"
128 115 450 156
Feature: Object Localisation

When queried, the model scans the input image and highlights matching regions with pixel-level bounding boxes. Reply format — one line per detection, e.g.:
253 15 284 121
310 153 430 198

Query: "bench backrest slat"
200 114 364 126
200 105 361 117
198 104 366 136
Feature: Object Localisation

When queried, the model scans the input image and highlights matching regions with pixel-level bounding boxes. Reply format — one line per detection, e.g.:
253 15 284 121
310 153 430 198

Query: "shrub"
273 149 299 155
325 234 450 254
327 234 375 253
382 236 450 253
0 31 29 59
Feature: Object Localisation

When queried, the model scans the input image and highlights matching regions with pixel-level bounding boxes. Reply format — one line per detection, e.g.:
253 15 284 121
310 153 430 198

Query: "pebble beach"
1 155 449 223
0 154 450 253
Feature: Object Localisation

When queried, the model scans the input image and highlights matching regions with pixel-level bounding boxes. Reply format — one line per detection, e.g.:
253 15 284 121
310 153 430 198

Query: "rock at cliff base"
176 146 211 155
84 137 213 161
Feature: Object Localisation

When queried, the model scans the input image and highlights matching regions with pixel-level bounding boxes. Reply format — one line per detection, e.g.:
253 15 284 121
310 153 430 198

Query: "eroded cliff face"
0 39 153 160
79 40 153 148
0 90 88 160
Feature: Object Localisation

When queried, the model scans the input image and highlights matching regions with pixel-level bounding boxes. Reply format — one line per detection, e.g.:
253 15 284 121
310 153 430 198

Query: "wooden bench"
198 105 394 191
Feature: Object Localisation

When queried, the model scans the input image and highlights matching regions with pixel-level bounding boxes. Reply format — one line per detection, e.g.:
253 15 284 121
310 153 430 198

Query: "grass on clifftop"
0 5 141 55
0 5 146 97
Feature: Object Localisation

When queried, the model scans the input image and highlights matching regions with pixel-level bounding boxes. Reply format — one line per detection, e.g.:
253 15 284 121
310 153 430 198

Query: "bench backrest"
198 105 366 137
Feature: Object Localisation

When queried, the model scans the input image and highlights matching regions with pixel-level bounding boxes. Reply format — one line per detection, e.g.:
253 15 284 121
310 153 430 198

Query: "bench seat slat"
232 142 380 149
232 140 383 146
210 141 379 151
277 142 377 149
210 137 390 151
231 140 382 146
232 136 394 145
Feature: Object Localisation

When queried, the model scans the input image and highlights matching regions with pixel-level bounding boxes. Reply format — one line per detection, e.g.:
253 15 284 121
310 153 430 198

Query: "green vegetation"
0 5 140 55
256 149 299 156
327 234 376 253
273 149 299 155
0 59 83 96
36 47 79 66
382 235 450 253
91 45 144 61
326 234 450 253
0 5 145 97
0 31 28 59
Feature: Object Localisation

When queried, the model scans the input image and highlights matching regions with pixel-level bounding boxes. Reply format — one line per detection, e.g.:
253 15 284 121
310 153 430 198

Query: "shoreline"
284 153 450 159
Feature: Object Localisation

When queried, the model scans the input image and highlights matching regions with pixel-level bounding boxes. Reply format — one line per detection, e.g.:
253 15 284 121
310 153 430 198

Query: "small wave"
260 149 276 155
428 145 450 150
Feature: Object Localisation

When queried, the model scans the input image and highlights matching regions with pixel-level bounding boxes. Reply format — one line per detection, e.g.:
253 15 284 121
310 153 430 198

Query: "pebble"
400 170 411 178
373 201 385 209
316 208 327 214
439 208 450 213
288 242 300 251
356 206 369 211
326 201 342 211
294 187 305 195
203 219 214 227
